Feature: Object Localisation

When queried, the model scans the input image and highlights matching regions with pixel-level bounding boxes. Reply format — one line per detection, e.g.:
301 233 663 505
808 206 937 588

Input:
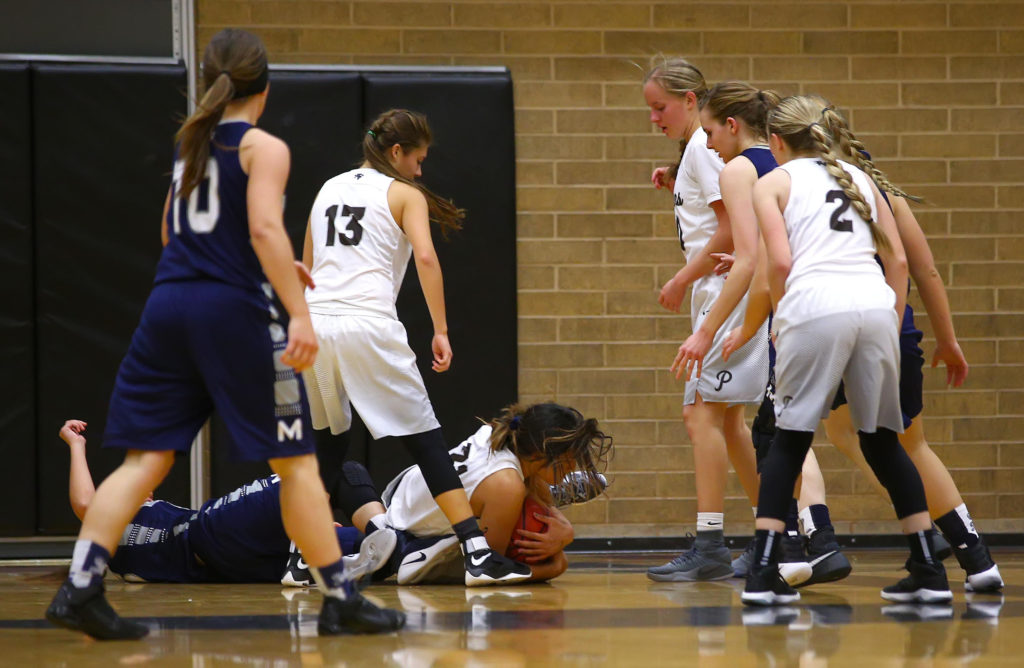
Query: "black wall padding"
360 73 518 490
208 71 366 497
0 64 37 535
32 63 190 533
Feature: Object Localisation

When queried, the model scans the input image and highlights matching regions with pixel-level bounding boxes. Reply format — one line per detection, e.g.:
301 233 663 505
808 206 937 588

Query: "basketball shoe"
741 561 801 606
777 533 813 587
953 540 1003 593
801 526 852 586
318 592 406 635
880 559 953 603
45 580 149 640
647 534 733 582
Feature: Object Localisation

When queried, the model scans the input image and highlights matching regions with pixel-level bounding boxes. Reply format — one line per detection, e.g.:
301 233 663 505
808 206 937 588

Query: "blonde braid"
807 122 891 253
824 109 923 203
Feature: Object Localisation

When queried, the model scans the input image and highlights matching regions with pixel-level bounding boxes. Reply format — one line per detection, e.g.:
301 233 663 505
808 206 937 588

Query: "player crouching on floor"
292 403 611 586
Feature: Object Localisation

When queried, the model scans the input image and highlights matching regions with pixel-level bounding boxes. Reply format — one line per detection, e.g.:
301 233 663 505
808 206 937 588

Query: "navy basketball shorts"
103 280 316 461
830 304 925 429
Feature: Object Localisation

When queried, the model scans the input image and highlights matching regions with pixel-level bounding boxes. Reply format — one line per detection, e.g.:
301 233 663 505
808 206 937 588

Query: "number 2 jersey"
306 168 410 320
385 425 523 537
774 157 893 336
154 121 269 296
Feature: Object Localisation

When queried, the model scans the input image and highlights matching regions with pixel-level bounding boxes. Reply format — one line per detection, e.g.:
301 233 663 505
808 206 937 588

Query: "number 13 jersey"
774 158 894 336
306 167 410 320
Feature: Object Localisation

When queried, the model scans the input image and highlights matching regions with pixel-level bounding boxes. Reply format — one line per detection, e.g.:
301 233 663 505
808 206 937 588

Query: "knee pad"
334 461 382 517
859 429 928 519
756 429 813 521
400 428 462 498
751 422 774 473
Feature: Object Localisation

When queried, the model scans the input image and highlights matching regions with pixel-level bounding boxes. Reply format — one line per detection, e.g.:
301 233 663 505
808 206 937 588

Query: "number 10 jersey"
306 167 410 320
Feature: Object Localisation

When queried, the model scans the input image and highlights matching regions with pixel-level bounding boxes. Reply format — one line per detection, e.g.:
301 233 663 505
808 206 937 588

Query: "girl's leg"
723 405 760 506
825 405 888 498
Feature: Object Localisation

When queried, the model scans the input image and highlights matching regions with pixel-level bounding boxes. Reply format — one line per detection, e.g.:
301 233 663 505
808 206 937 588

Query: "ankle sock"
935 504 980 550
697 512 724 532
69 540 110 590
311 558 356 600
452 517 489 555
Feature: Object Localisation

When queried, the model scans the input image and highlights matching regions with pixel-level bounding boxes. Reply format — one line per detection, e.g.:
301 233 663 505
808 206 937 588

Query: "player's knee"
859 429 927 518
400 429 462 498
335 461 382 517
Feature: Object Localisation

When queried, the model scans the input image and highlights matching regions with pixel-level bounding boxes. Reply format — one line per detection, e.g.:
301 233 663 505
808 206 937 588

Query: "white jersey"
673 127 724 265
305 168 411 320
385 425 523 537
774 158 894 335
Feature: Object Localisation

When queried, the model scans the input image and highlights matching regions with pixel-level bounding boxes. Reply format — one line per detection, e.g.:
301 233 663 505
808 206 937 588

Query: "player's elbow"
70 500 89 522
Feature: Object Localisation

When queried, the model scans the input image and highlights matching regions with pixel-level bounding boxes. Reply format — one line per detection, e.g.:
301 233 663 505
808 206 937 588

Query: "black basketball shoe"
802 526 852 586
464 548 531 587
880 559 953 603
742 561 801 606
954 540 1003 593
45 580 149 641
318 592 406 635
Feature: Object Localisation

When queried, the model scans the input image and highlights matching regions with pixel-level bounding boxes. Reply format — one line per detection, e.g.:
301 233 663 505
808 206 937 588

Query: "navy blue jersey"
155 121 267 293
741 145 777 179
107 500 206 583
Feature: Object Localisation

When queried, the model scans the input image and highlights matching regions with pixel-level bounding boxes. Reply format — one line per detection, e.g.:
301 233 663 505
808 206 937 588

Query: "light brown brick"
519 317 557 343
999 391 1024 414
803 30 899 55
901 133 997 158
609 498 691 524
453 55 552 80
939 287 996 312
557 161 651 185
1000 339 1024 363
555 3 650 28
601 420 658 446
953 108 1024 133
951 55 1024 79
517 161 554 186
520 369 558 395
654 3 749 28
198 0 253 24
752 3 846 29
953 263 1024 287
518 135 603 160
606 186 674 212
519 343 604 369
605 135 679 160
454 3 550 27
850 4 946 28
607 291 675 315
930 443 999 468
404 29 500 54
926 391 1000 417
1001 82 1024 105
654 316 689 342
956 416 1024 443
605 239 683 265
603 30 702 55
517 186 604 212
705 31 802 55
505 30 602 55
903 82 997 107
515 81 603 108
909 186 999 209
518 238 603 263
554 57 643 82
559 369 656 395
352 2 447 26
517 213 555 238
608 472 660 498
902 30 998 55
519 266 555 290
997 185 1024 208
753 56 848 80
559 317 657 342
872 159 947 184
952 3 1024 28
852 108 948 133
555 394 606 419
558 213 653 238
615 445 689 472
605 343 680 367
951 159 1024 183
806 83 899 107
1001 288 1024 311
559 265 653 290
604 82 649 108
999 237 1024 261
655 472 696 497
520 291 605 316
951 210 1024 235
240 27 300 53
557 109 651 135
851 56 947 80
1001 30 1024 53
296 28 399 53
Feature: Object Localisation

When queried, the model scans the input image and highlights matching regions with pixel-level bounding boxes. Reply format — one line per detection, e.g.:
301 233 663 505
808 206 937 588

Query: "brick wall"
198 0 1024 539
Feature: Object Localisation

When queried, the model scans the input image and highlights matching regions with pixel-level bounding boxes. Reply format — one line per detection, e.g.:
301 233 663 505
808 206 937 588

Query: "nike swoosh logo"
403 552 427 566
470 553 490 567
705 521 721 526
296 557 308 570
808 550 837 567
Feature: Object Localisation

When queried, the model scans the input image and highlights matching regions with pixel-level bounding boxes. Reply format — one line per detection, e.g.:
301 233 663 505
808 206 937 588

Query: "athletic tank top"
740 145 777 178
155 121 268 293
386 425 523 536
672 127 724 264
774 158 893 330
305 168 410 320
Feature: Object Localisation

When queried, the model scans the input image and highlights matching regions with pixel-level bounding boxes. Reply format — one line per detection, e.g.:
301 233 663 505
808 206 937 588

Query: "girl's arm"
752 171 793 306
394 184 452 372
659 200 733 312
672 162 759 379
870 183 909 324
60 420 95 521
723 240 773 360
892 196 968 387
473 469 527 555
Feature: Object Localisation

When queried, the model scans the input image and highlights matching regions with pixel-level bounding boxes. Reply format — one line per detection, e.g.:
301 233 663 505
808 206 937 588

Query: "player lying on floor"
322 403 612 585
59 420 393 585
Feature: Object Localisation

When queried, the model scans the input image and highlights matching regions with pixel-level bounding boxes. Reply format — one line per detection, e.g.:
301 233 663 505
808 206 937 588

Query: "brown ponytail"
700 81 782 143
175 28 268 201
362 109 465 238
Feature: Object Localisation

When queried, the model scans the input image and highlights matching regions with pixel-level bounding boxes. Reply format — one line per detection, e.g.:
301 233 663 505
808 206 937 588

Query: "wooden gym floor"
1 549 1019 666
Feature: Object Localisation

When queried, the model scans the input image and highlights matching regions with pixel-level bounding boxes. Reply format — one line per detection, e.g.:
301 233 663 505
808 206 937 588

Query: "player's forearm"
415 255 448 334
913 267 958 346
527 551 568 582
67 444 96 520
251 227 310 321
700 255 755 337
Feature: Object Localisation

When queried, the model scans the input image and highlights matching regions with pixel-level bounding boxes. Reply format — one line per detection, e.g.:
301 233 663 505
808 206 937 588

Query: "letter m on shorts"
277 418 303 442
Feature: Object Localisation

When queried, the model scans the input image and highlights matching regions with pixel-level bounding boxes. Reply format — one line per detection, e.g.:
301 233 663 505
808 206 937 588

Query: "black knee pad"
756 429 814 521
751 423 774 474
858 428 928 519
333 461 383 517
400 428 462 498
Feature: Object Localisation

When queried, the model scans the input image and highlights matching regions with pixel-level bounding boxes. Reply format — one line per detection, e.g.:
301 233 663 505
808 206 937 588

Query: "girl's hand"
659 276 688 313
282 315 318 372
513 505 573 563
59 420 87 448
432 333 452 373
651 166 675 191
932 340 969 388
711 252 734 276
722 326 750 362
294 261 315 290
671 330 712 381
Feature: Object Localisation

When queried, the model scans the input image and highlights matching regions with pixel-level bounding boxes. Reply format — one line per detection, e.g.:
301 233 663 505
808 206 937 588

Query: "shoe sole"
741 590 801 606
397 536 461 585
796 551 852 588
345 530 399 582
965 565 1004 593
45 608 82 633
465 570 532 587
647 565 734 582
879 588 953 603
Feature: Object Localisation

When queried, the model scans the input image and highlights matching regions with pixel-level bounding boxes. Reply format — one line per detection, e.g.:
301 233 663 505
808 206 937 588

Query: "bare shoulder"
475 468 527 499
242 128 289 158
388 179 424 203
720 156 757 189
755 167 789 194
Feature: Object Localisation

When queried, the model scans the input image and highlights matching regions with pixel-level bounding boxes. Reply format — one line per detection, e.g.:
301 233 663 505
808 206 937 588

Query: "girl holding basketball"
301 110 530 587
742 95 949 605
642 58 766 582
336 402 612 585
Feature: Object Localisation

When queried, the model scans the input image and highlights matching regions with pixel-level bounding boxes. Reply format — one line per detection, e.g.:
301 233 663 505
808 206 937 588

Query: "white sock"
697 512 724 532
366 513 388 534
799 506 816 536
751 506 758 518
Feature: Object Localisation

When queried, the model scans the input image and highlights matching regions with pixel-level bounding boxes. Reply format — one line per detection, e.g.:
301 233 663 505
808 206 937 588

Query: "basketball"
505 496 549 562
